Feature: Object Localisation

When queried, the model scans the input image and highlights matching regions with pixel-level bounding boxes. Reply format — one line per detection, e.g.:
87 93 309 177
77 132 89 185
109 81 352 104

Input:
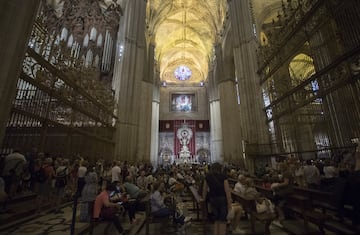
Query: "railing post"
70 195 79 235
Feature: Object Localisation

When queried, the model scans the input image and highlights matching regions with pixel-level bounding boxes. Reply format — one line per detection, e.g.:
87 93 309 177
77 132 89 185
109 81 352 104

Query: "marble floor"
1 191 335 235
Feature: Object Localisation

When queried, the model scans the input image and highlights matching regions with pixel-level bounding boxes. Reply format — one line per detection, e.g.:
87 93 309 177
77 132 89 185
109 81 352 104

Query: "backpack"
35 167 47 183
55 168 67 188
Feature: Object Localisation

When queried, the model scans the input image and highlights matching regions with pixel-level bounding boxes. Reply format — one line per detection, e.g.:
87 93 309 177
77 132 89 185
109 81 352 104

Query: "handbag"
256 201 268 213
256 198 275 213
227 206 235 220
55 168 67 188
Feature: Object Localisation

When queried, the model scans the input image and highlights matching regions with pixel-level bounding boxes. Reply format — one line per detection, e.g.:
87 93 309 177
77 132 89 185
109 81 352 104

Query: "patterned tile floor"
136 195 290 235
0 201 144 235
1 192 328 235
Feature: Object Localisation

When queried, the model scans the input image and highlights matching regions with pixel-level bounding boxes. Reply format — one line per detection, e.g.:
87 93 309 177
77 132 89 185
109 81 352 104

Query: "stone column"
209 99 223 163
208 68 223 163
0 0 41 145
228 0 269 145
113 0 147 160
214 41 243 164
150 72 160 168
137 43 156 161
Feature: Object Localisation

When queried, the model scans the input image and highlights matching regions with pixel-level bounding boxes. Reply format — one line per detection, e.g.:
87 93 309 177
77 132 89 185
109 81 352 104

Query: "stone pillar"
113 0 147 160
217 79 242 164
0 0 41 145
207 67 223 163
210 99 223 163
137 43 156 161
214 41 243 164
228 0 269 145
150 72 160 168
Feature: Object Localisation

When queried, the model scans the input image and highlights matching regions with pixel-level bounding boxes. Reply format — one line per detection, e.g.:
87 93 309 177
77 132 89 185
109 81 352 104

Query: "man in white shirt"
323 160 338 179
111 161 121 183
234 175 246 194
76 161 87 197
303 160 320 189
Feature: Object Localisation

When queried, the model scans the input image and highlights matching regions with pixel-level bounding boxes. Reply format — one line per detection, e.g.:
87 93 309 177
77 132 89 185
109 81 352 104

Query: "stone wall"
159 86 209 120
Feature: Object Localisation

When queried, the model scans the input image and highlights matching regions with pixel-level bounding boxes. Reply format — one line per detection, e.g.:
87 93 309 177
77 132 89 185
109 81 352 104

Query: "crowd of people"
234 146 360 231
0 144 359 234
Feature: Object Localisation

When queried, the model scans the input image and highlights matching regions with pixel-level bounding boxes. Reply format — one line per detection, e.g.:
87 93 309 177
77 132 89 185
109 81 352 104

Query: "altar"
158 120 211 166
176 123 194 164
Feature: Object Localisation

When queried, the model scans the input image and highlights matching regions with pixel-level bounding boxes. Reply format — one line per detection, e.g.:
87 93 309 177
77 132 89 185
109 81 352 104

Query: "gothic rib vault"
145 0 284 85
146 0 227 85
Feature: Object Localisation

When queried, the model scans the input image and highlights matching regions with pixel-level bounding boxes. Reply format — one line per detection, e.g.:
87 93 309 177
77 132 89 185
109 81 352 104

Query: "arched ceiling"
252 0 283 25
44 0 282 85
146 0 227 84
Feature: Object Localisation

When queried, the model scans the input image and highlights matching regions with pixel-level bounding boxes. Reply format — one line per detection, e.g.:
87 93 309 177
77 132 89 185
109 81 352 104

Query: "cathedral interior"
1 1 360 235
0 0 359 171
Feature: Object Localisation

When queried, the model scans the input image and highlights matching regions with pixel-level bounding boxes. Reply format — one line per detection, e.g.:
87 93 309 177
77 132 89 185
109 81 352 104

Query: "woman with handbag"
93 183 124 234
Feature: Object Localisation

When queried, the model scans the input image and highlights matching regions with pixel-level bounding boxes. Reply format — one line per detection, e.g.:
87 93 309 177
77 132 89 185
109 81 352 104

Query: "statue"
180 135 189 146
176 125 193 163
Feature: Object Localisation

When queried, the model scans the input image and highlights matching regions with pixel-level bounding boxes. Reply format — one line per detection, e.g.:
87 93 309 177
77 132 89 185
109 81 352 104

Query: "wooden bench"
283 193 328 234
290 187 357 235
144 194 176 235
252 178 358 234
282 191 355 235
293 187 336 213
188 185 206 222
231 191 276 235
254 185 274 200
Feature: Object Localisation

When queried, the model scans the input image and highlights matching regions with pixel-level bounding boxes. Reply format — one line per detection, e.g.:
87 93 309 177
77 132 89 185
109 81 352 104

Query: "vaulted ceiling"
146 0 281 85
146 0 227 84
43 0 282 85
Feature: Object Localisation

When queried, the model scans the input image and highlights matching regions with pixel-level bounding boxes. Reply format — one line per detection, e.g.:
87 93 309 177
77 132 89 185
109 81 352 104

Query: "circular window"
174 65 192 81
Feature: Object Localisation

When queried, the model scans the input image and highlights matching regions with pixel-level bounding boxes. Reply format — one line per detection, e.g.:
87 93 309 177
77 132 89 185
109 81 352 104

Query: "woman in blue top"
202 162 232 235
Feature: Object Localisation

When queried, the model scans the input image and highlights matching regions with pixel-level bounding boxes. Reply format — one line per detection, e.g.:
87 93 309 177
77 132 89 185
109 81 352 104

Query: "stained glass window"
174 65 192 81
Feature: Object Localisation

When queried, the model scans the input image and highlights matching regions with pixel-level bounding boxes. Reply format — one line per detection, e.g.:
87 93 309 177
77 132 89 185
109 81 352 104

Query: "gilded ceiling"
44 0 283 85
146 0 227 84
145 0 282 85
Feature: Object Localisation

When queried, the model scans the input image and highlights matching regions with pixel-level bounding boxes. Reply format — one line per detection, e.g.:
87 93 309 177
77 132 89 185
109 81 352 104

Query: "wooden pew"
291 187 357 235
254 185 274 200
144 194 181 235
254 185 328 234
188 185 206 222
277 188 355 234
255 184 358 235
144 195 168 235
231 191 276 235
292 187 341 215
284 193 328 234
